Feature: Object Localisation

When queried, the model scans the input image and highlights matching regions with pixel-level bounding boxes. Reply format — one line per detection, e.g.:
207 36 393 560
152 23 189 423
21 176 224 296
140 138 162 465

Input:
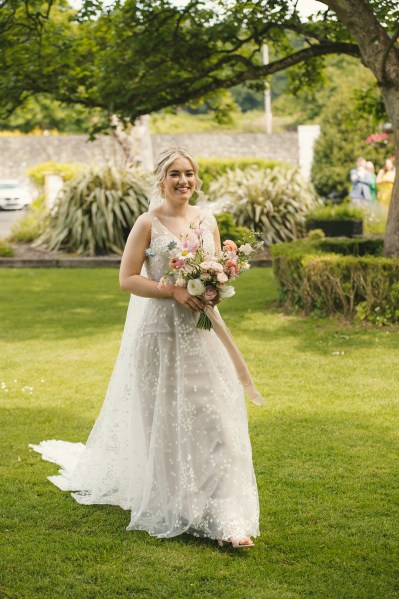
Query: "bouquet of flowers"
154 221 263 330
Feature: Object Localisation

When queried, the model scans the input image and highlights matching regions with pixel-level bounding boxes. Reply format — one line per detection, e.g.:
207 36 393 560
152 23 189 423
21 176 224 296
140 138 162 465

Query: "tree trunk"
324 0 399 256
382 86 399 256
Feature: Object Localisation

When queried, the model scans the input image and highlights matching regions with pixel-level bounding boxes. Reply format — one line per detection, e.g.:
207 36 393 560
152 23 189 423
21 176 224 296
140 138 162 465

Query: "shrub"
0 240 14 257
34 165 150 256
307 228 325 241
271 238 399 323
306 203 364 222
214 213 252 245
208 166 319 245
27 161 85 188
198 158 282 193
9 196 47 243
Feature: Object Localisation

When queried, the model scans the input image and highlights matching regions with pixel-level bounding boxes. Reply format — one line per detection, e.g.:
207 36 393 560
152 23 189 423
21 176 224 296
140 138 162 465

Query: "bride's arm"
119 214 170 297
119 214 206 312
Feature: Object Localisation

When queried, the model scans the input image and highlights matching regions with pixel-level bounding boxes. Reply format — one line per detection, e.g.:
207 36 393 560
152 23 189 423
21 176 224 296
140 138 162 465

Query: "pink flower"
175 278 186 287
200 273 212 280
229 267 238 278
169 257 180 269
182 239 200 252
176 259 186 268
203 285 217 300
223 239 238 252
227 251 237 260
217 272 228 283
195 226 204 235
225 259 237 268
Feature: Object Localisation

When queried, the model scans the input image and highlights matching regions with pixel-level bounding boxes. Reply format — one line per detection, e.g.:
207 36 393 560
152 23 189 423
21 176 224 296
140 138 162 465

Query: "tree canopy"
1 0 399 254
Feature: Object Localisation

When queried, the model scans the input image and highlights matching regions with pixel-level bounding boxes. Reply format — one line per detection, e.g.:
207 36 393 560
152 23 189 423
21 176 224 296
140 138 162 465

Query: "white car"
0 179 33 210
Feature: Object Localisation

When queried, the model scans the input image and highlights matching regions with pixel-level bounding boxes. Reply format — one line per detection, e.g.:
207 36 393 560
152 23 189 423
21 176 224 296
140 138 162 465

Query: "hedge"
197 157 283 193
271 238 399 324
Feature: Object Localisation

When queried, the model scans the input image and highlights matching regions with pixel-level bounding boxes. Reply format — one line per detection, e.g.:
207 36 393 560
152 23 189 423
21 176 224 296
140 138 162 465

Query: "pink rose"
223 239 238 252
217 272 228 283
169 257 180 269
175 278 186 287
203 285 217 300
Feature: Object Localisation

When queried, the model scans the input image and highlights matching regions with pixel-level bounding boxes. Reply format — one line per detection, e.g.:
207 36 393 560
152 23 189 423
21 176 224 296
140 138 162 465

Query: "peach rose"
169 257 180 269
223 239 238 252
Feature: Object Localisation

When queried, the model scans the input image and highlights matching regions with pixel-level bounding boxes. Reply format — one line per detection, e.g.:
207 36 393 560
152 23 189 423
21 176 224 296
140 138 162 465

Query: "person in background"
349 157 371 205
376 158 396 209
365 161 377 202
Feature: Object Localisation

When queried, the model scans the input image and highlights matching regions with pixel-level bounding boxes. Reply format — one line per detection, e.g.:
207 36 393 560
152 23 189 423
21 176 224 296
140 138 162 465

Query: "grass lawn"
1 267 398 599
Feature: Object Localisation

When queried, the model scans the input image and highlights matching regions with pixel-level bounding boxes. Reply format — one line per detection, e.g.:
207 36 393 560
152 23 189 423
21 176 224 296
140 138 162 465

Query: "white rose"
239 243 253 255
187 278 206 296
218 285 235 299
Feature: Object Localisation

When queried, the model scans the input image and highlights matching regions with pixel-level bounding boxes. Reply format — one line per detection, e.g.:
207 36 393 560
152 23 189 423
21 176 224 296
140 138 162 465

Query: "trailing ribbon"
203 305 265 406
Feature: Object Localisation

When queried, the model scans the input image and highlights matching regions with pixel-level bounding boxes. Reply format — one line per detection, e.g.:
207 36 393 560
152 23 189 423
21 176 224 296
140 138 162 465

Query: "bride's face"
161 157 196 203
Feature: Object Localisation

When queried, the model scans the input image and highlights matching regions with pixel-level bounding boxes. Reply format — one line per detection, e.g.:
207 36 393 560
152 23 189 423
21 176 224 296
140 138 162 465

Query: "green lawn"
1 267 398 599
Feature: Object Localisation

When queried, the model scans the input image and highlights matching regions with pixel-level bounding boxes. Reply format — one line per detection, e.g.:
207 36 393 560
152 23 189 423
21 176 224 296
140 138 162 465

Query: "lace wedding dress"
29 209 260 541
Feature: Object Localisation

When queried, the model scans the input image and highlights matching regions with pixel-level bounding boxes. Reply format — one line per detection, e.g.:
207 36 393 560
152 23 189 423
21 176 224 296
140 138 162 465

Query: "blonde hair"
152 146 204 202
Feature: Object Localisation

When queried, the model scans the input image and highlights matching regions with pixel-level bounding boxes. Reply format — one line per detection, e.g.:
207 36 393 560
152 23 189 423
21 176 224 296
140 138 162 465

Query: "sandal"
217 537 254 549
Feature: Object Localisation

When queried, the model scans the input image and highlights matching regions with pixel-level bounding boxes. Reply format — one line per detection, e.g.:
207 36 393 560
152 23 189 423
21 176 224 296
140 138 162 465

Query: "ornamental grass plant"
208 166 319 245
34 165 151 256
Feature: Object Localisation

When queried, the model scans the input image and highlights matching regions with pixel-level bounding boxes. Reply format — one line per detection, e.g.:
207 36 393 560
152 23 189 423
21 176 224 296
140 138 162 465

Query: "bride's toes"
232 537 254 548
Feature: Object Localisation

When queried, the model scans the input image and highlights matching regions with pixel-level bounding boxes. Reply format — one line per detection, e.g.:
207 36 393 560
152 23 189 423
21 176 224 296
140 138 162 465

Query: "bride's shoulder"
135 212 153 226
197 206 217 231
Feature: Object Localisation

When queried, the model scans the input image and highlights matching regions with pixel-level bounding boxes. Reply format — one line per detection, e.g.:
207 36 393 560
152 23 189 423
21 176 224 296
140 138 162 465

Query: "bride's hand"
172 286 208 312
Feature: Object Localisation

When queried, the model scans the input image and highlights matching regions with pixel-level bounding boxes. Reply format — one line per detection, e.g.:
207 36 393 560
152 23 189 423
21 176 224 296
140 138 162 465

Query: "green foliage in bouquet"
208 166 319 245
34 166 150 256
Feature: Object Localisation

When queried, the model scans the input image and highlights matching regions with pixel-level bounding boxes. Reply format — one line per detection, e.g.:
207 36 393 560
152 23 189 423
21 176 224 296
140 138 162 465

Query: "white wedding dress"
29 209 260 541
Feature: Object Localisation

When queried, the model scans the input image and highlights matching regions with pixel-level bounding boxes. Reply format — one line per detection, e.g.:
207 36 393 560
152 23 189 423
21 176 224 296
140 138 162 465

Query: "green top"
369 173 377 202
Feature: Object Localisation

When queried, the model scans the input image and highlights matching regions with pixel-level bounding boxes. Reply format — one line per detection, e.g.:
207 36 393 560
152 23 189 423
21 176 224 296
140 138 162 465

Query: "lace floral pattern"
29 209 260 541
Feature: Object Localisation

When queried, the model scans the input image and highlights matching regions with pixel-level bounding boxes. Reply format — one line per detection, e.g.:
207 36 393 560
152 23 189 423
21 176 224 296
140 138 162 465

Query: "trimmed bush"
214 212 252 245
198 157 282 193
208 165 319 245
27 161 85 188
9 198 47 243
34 165 150 256
271 238 399 323
0 240 14 257
306 203 364 221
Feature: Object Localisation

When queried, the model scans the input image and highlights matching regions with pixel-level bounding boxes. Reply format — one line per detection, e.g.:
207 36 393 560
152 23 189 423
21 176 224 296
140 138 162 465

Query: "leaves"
35 165 151 255
208 165 319 246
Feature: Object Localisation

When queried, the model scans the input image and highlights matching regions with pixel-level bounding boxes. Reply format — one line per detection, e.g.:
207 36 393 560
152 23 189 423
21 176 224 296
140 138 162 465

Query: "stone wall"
0 131 299 187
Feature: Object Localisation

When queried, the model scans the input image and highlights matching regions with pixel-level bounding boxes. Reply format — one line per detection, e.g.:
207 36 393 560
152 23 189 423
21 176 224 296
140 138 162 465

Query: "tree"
1 0 399 255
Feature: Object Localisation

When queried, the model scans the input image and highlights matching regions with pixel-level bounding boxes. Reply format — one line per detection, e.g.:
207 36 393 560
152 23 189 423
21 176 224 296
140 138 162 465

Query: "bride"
30 146 263 549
